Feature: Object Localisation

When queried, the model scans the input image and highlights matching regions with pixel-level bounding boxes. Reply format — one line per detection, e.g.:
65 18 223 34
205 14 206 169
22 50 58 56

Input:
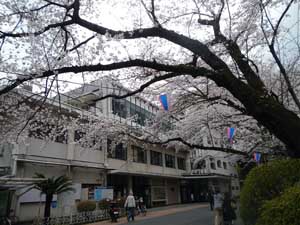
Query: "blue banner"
159 94 169 111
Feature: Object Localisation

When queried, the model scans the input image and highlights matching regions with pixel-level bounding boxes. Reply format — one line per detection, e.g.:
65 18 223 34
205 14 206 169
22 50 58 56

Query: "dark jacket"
223 199 236 221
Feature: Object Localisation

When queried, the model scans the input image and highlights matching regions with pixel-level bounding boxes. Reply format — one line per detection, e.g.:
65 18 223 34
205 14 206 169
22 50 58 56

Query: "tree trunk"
44 194 53 219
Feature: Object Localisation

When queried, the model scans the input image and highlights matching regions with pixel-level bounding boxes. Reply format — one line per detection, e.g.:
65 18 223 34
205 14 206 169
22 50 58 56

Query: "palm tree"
33 173 74 218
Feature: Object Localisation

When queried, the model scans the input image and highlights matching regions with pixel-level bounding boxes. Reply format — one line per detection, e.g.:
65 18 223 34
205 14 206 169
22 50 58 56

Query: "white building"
0 79 240 222
0 79 189 222
181 130 241 202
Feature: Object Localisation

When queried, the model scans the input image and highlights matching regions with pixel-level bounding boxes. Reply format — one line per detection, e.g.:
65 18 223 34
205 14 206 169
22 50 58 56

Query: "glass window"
217 160 222 168
150 150 162 166
107 139 127 160
210 162 216 170
112 98 154 126
196 160 206 169
165 154 175 168
177 157 186 170
132 145 147 163
112 99 127 118
223 162 227 169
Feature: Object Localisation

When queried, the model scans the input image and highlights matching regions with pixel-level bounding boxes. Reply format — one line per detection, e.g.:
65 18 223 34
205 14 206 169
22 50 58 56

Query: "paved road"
120 206 213 225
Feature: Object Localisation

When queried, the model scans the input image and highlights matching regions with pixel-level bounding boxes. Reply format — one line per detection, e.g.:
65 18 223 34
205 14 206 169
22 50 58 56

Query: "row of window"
194 159 228 170
210 160 227 170
108 144 186 170
112 98 154 126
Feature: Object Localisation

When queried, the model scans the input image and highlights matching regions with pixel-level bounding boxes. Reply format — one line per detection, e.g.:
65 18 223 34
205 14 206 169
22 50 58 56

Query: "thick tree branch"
144 137 247 156
0 59 216 96
0 20 74 38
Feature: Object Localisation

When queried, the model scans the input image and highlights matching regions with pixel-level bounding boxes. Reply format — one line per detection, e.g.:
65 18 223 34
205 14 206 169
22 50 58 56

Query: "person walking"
223 193 237 225
213 188 224 225
138 197 147 216
208 189 214 211
124 191 136 222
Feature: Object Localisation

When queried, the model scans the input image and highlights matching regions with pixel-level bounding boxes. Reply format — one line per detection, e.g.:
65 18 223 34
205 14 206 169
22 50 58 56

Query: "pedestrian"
124 191 136 222
223 193 237 225
208 189 214 211
213 188 224 225
138 197 147 216
191 193 194 202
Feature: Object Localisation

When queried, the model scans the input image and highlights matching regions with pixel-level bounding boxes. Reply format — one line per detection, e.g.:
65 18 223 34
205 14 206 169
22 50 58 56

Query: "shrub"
240 159 300 225
98 198 111 209
257 185 300 225
77 200 96 212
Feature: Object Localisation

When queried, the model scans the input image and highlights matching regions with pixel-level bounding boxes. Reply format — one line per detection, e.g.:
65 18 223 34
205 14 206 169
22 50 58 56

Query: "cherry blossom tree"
0 0 300 157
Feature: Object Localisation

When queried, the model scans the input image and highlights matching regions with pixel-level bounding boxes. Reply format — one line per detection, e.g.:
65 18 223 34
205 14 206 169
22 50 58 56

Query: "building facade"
0 79 240 222
0 80 189 222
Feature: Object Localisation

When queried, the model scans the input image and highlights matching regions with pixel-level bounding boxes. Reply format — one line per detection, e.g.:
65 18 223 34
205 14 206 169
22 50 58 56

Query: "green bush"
257 185 300 225
77 200 96 212
98 198 111 209
240 159 300 225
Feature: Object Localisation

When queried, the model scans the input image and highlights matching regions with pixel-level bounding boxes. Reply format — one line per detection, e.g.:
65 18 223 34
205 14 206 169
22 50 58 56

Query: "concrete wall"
15 162 105 222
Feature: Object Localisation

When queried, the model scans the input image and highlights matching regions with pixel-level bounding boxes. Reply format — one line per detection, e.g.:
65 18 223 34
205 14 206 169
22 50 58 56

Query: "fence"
33 208 126 225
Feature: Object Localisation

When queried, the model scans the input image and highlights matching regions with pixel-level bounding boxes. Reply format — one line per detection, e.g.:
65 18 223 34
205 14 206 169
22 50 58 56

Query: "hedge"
240 159 300 225
77 200 96 212
257 185 300 225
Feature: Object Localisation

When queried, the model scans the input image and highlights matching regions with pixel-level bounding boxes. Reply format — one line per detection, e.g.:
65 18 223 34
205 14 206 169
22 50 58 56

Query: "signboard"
51 201 57 208
19 188 57 203
94 188 113 201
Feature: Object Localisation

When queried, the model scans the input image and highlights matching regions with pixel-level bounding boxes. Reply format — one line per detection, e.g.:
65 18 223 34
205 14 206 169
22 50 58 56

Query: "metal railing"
33 208 126 225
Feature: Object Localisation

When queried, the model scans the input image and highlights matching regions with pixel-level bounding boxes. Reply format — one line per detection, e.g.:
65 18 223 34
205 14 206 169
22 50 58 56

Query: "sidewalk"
88 203 209 225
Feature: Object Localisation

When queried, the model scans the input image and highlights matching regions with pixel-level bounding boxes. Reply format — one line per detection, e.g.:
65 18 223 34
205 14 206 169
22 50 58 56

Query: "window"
107 139 127 160
195 160 206 169
112 98 154 126
150 151 162 166
132 145 147 163
210 162 216 170
217 160 222 168
165 154 175 168
223 162 227 169
152 186 166 201
112 99 127 118
207 137 212 145
177 157 186 170
82 184 102 200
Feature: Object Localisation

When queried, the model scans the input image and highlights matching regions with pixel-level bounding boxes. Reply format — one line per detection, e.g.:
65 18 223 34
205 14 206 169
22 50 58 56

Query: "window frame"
132 145 147 163
150 150 163 166
165 154 175 168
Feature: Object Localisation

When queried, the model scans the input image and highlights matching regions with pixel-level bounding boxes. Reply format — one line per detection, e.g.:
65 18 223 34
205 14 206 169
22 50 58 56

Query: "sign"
94 189 102 201
94 188 114 201
51 201 57 208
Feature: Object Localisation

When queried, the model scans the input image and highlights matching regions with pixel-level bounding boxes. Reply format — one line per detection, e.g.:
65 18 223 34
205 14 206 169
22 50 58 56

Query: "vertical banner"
227 127 235 144
253 152 261 163
159 94 169 111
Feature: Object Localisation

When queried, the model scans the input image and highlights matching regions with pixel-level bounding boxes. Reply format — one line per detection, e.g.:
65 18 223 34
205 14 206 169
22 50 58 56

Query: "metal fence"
33 209 126 225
